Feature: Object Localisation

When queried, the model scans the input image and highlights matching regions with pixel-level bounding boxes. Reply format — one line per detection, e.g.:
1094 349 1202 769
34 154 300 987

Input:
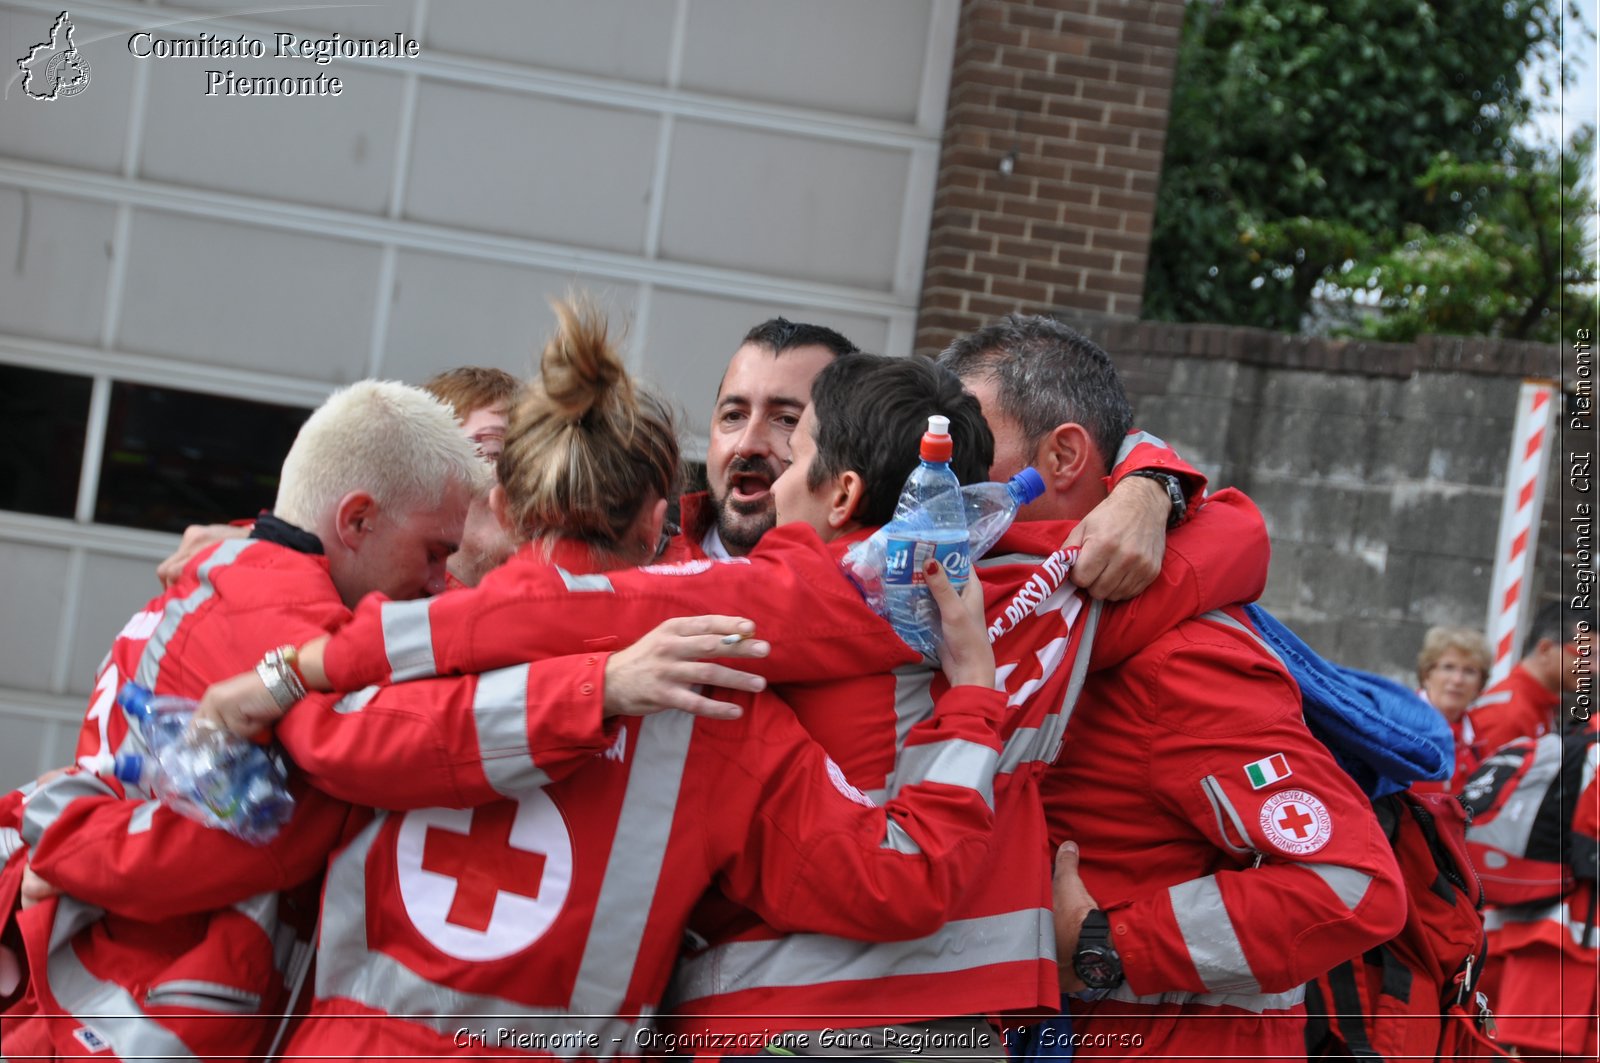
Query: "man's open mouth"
729 470 774 504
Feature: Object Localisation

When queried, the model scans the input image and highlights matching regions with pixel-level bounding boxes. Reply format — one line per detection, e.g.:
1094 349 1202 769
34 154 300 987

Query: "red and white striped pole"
1486 380 1558 685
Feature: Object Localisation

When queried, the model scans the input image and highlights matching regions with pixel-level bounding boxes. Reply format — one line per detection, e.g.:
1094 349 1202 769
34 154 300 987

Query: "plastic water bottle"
872 415 969 656
843 466 1046 649
963 466 1047 559
106 683 295 845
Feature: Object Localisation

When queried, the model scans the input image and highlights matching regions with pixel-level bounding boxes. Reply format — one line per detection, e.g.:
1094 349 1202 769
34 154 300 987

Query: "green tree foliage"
1321 128 1596 342
1144 0 1581 335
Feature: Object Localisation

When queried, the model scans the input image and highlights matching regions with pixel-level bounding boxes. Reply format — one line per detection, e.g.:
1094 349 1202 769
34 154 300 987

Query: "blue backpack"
1242 604 1453 797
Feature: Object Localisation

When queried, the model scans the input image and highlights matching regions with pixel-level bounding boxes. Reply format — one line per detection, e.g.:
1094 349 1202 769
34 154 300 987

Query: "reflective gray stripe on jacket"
380 597 437 681
473 664 551 795
666 908 1053 1006
672 600 1101 1010
1166 864 1375 995
40 897 200 1059
314 712 697 1056
1485 896 1600 947
1099 981 1306 1014
1464 733 1565 859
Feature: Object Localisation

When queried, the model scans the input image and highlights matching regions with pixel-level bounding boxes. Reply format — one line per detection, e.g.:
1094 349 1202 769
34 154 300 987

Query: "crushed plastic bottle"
105 682 295 845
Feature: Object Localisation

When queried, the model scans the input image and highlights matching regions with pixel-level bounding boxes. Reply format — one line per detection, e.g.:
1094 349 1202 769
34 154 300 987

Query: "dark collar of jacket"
250 511 325 555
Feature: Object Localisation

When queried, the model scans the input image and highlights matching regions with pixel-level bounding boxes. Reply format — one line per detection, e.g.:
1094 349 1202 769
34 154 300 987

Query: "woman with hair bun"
202 295 1005 1058
490 296 680 570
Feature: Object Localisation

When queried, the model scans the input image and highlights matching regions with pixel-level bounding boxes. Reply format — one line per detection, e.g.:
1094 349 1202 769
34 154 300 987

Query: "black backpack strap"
1303 975 1334 1056
1373 942 1412 1006
1327 954 1383 1059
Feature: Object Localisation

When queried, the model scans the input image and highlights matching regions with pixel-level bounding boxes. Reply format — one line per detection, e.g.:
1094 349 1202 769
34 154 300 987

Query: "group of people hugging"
6 298 1574 1062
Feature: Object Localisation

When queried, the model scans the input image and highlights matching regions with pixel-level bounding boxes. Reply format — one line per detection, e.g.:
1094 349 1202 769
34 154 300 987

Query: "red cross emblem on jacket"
395 793 575 961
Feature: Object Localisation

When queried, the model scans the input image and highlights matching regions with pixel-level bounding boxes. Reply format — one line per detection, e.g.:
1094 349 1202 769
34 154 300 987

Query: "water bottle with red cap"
880 414 971 656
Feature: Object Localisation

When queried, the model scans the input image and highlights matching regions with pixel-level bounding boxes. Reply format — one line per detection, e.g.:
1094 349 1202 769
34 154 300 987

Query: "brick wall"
1063 318 1570 682
915 0 1184 356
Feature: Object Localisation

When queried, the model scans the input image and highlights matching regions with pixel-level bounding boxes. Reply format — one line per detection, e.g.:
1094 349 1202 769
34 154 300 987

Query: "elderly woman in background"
1411 625 1492 794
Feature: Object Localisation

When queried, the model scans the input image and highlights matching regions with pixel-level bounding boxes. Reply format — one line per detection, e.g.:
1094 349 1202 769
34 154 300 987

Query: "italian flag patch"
1245 753 1291 790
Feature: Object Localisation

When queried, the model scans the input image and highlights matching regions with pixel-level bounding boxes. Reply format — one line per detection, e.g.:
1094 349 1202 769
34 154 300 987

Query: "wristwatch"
1124 469 1187 528
1073 909 1125 991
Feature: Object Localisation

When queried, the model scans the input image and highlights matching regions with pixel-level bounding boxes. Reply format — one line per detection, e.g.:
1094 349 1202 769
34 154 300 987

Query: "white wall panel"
138 56 407 214
644 286 891 444
426 0 676 85
383 250 638 382
65 552 161 697
158 0 417 38
660 122 909 291
0 7 135 172
0 189 116 344
405 82 659 254
680 0 932 122
0 542 71 691
117 210 381 380
0 714 59 790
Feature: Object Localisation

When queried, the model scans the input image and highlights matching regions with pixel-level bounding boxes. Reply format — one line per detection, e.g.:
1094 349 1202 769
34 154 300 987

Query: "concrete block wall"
915 0 1183 355
1074 320 1567 682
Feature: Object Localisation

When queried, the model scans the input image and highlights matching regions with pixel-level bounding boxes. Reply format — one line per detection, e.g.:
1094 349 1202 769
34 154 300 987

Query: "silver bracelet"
255 648 307 710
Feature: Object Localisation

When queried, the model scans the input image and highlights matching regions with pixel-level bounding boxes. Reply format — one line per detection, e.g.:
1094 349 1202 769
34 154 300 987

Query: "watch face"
1074 946 1123 990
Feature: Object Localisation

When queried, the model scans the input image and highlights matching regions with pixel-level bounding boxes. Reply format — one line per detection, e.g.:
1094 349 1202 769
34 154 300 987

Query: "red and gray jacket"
660 490 1270 1037
1 528 627 1061
1042 605 1407 1060
311 491 1271 1034
1 532 348 1062
268 547 1008 1058
1468 663 1561 756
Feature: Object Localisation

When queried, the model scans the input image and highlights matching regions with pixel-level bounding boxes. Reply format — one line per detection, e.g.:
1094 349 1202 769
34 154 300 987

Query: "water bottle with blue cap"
845 462 1046 655
102 682 295 845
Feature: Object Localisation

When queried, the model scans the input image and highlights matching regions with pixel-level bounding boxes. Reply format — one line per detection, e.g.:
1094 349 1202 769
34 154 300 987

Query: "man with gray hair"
940 316 1404 1060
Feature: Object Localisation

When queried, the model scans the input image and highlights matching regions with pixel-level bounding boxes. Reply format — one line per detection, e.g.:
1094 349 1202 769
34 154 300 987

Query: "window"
0 365 92 519
93 383 310 533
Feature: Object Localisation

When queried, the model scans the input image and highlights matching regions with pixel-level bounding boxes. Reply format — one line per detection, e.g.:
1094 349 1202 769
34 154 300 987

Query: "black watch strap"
1125 469 1187 529
1073 908 1125 990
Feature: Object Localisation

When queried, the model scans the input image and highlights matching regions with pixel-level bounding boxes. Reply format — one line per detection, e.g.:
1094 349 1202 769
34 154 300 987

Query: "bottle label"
884 536 970 587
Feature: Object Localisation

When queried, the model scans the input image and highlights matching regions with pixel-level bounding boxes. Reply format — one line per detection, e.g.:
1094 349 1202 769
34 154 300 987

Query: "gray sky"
1526 0 1597 150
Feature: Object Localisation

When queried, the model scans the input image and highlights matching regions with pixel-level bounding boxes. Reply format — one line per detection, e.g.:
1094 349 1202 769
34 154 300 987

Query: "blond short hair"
499 296 679 563
275 380 489 529
1416 626 1492 685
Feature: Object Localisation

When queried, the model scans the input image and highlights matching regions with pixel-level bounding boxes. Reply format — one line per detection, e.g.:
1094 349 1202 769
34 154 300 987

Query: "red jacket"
1 536 350 1062
2 533 622 1062
1411 710 1485 796
313 491 1271 1036
1042 606 1407 1060
274 544 1007 1058
1469 663 1561 756
1477 718 1598 1058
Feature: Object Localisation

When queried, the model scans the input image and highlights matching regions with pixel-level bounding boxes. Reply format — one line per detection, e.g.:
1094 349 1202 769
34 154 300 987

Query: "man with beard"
668 318 1202 600
674 318 859 559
